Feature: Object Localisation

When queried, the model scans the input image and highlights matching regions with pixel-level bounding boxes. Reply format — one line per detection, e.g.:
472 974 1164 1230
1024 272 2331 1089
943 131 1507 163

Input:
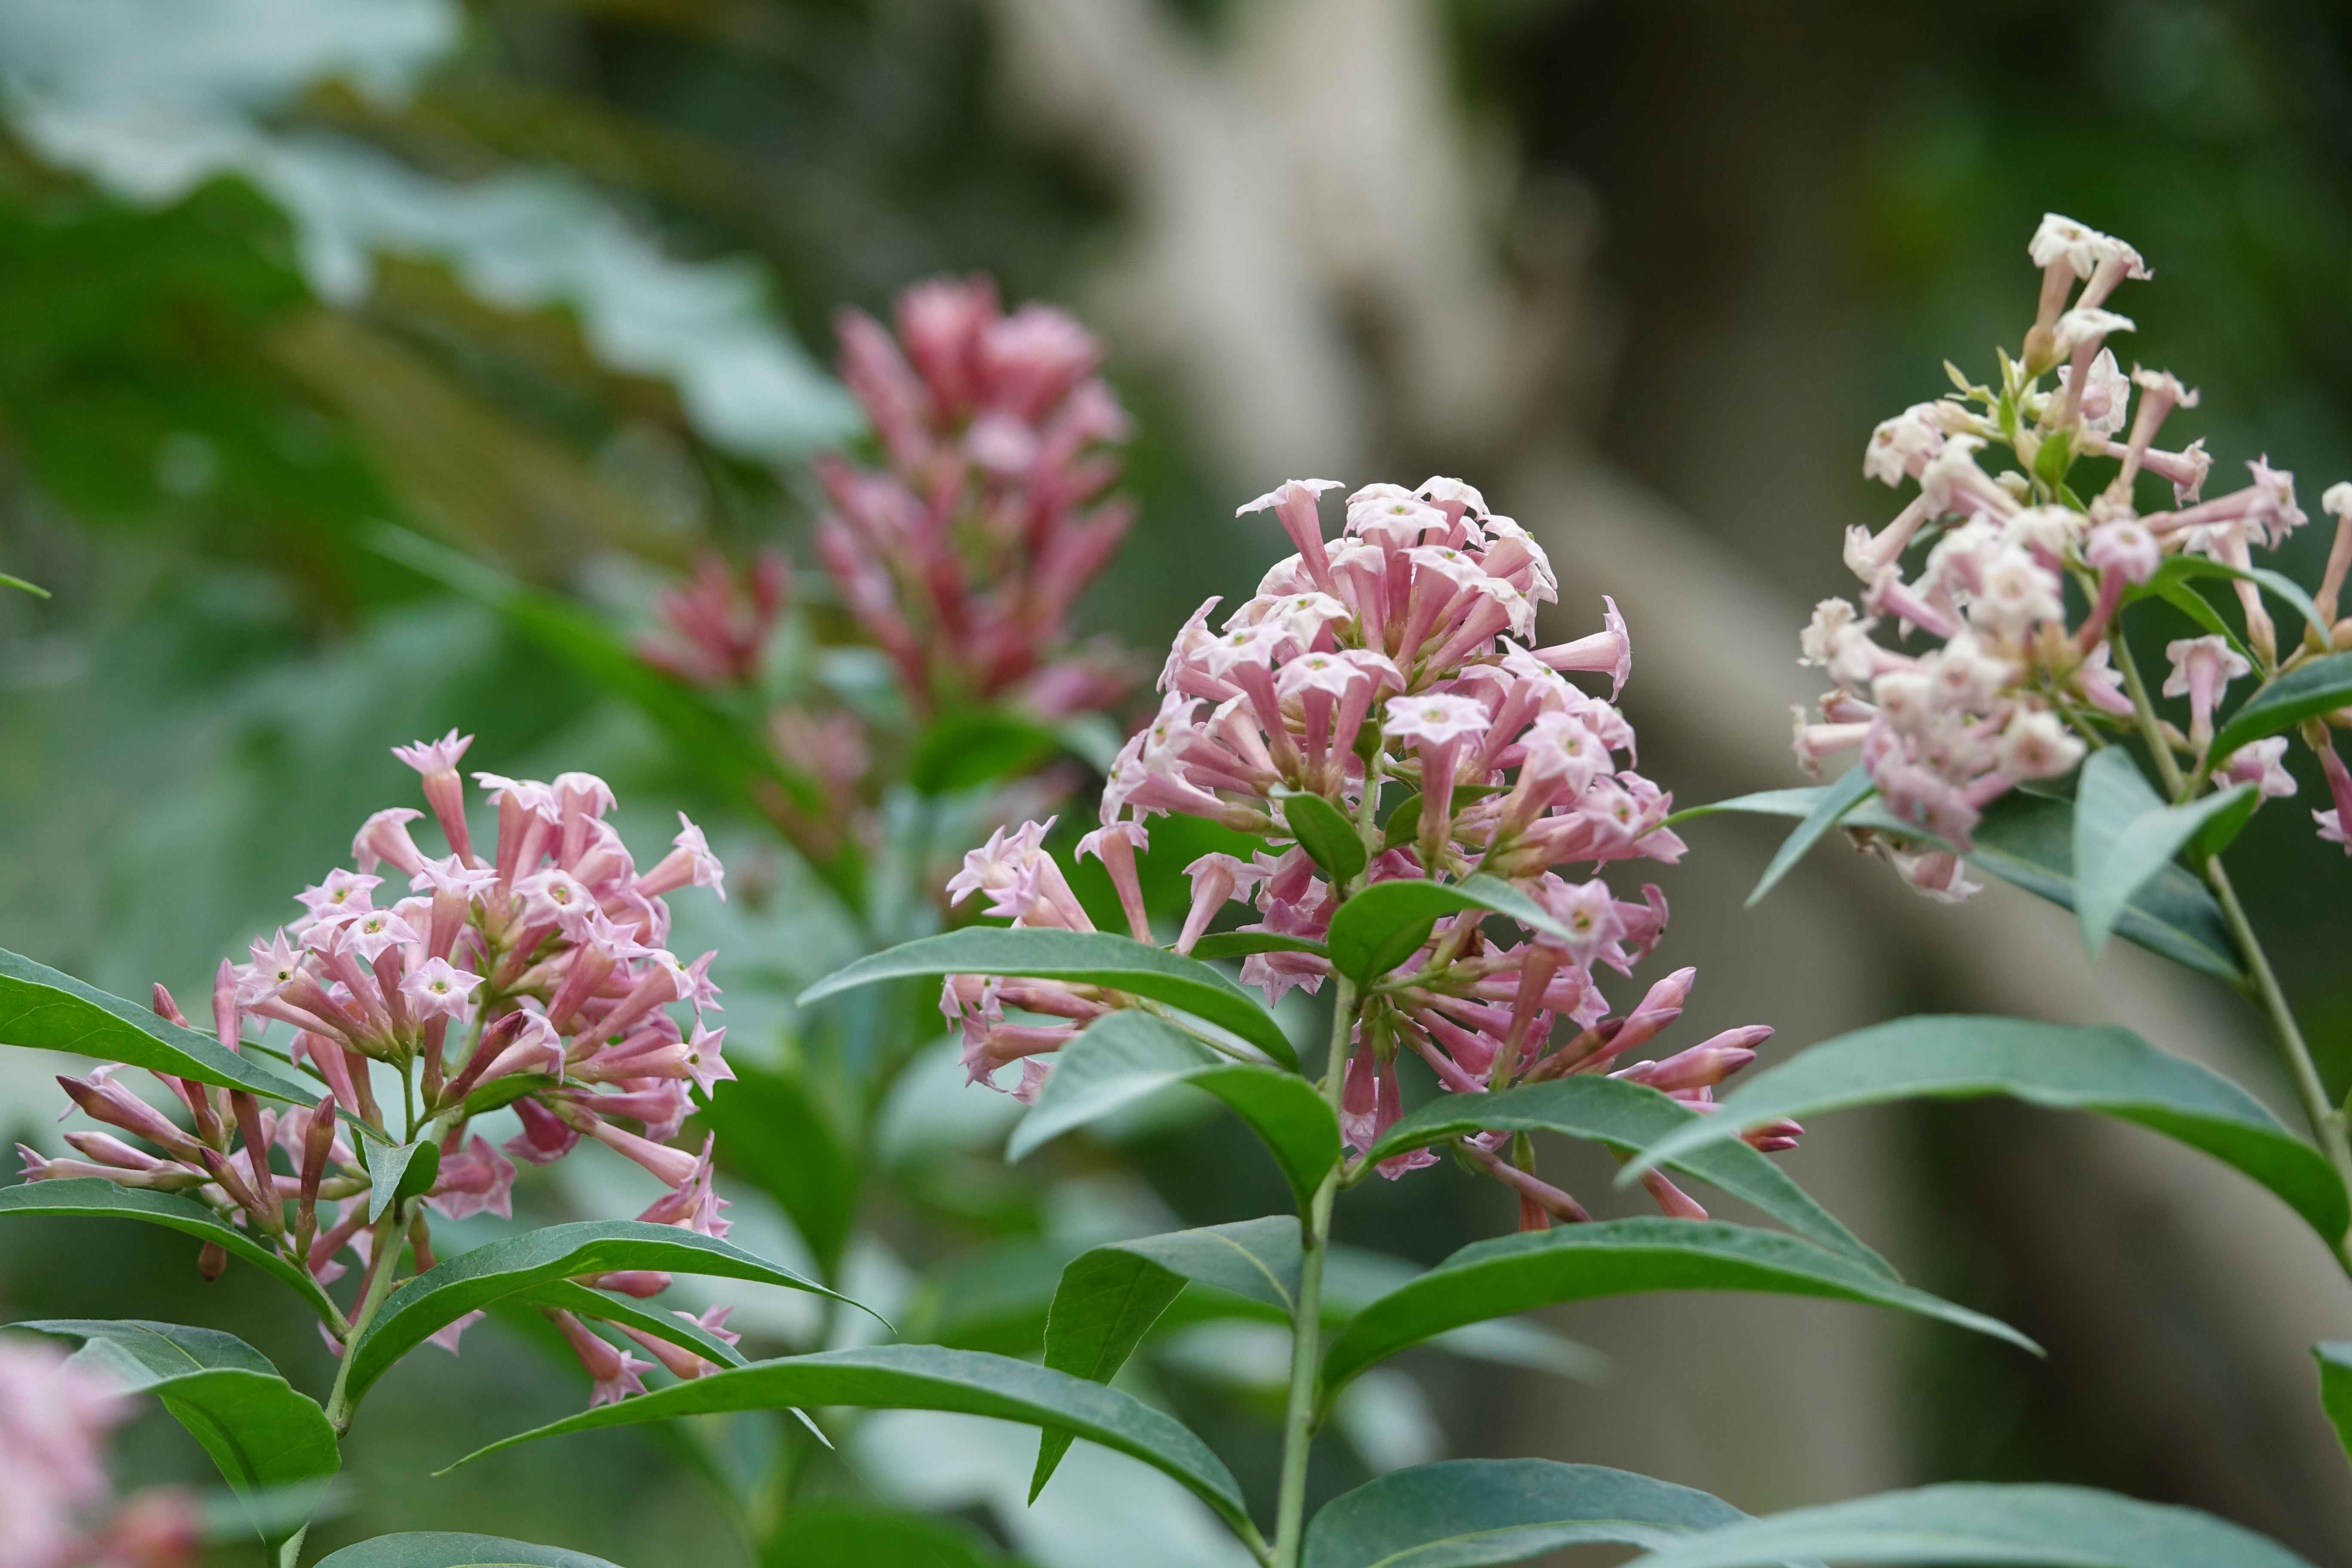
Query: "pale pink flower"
400 957 482 1023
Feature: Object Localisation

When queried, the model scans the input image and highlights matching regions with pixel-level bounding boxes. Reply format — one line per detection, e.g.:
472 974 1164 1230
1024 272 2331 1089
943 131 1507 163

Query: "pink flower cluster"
24 732 741 1399
939 478 1788 1225
0 1338 194 1568
1794 213 2349 898
819 275 1135 719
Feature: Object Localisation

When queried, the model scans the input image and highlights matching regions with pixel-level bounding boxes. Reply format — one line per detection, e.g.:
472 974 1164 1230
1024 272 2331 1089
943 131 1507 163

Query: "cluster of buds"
1794 213 2352 899
635 276 1137 873
22 732 739 1405
0 1337 195 1568
938 478 1789 1227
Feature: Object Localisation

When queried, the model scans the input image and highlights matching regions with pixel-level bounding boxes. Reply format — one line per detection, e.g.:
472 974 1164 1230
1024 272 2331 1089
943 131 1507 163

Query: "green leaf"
763 1507 1025 1568
361 1137 441 1223
1324 874 1571 987
1380 786 1504 852
14 1319 337 1548
445 1344 1259 1546
1031 1216 1301 1498
1320 1251 1607 1381
1617 1016 2347 1246
2210 651 2352 763
1318 1217 2034 1400
910 710 1066 795
800 926 1298 1071
458 1072 551 1120
1362 1076 1891 1277
0 570 47 597
1008 1012 1340 1207
1967 791 2243 982
344 1220 870 1410
2071 748 2253 959
1747 766 1874 907
2141 554 2328 644
520 1280 749 1370
2315 1343 2352 1471
315 1534 623 1568
0 947 318 1102
1188 931 1329 961
0 1179 338 1324
1303 1459 1751 1568
1669 787 2243 978
1277 789 1369 884
701 1063 861 1277
1619 1482 2317 1568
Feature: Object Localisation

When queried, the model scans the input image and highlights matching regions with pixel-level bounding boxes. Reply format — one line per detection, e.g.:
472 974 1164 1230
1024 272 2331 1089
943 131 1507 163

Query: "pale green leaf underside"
1617 1016 2348 1245
799 927 1298 1070
1304 1459 1750 1568
2070 748 2249 960
1620 1482 2316 1567
447 1344 1256 1541
1009 1012 1339 1205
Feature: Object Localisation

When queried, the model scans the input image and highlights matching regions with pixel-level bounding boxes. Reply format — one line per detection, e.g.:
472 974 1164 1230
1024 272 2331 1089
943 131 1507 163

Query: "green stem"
324 1207 406 1433
2109 624 2186 798
2203 858 2352 1274
1270 974 1353 1568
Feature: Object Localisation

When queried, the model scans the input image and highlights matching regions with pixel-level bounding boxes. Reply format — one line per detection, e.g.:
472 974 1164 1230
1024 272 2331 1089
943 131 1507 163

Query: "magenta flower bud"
56 1074 203 1163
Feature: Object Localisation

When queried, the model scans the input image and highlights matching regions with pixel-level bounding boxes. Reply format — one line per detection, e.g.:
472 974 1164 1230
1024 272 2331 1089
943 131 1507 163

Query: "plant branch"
324 1207 407 1433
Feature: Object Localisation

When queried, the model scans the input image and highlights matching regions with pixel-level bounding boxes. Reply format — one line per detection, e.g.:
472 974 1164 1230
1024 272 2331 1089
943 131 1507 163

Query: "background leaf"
1363 1076 1890 1276
2071 747 2251 959
0 946 317 1101
1324 875 1572 986
1030 1217 1301 1497
800 928 1299 1070
315 1534 624 1568
1745 765 1875 906
2315 1343 2352 1471
1007 1013 1340 1206
2138 555 2328 645
699 1062 861 1279
1617 1015 2349 1246
14 1318 337 1547
0 1179 337 1323
1277 789 1369 884
2208 650 2352 764
1318 1217 2034 1398
447 1344 1259 1544
762 1507 1029 1568
344 1220 867 1408
1619 1482 2316 1568
1303 1459 1751 1568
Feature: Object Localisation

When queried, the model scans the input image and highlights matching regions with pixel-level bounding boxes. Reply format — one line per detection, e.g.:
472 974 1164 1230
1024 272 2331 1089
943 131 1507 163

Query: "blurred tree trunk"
982 0 2352 1553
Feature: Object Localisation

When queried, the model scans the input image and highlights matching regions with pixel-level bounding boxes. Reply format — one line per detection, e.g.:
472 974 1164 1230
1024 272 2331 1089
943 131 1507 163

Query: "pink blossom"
400 957 481 1023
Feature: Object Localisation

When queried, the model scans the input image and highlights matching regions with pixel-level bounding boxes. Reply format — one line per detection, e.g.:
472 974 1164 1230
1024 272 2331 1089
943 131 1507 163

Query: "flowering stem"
1270 974 1352 1568
324 1207 406 1434
2204 859 2352 1274
2110 623 2186 799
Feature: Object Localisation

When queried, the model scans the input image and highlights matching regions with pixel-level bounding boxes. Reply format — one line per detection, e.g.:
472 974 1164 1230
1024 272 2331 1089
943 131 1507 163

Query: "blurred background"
4 0 2352 1562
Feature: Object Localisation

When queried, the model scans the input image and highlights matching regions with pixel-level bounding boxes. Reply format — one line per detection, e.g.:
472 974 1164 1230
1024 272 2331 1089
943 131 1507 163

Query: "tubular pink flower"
392 730 475 864
1239 479 1344 592
400 957 481 1025
1533 597 1632 698
2162 635 2251 753
635 813 726 902
1077 821 1153 942
547 1309 650 1407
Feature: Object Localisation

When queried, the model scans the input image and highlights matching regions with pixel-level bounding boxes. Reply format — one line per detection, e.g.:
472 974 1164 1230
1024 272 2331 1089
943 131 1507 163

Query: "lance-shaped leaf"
518 1280 748 1370
1620 1482 2316 1568
1325 875 1572 987
1009 1012 1340 1206
2315 1343 2352 1470
765 1508 1020 1568
1031 1217 1302 1498
1746 765 1875 906
15 1320 337 1547
1189 931 1329 961
316 1534 622 1568
1319 1218 2032 1400
2070 748 2252 960
0 1179 338 1324
361 1137 440 1224
1321 1251 1607 1382
1676 787 2243 980
1303 1459 1751 1568
1617 1016 2348 1246
1381 785 1506 853
1363 1076 1890 1277
800 927 1298 1070
445 1344 1259 1546
2210 650 2352 763
0 948 316 1102
2140 555 2328 644
1276 788 1369 884
343 1221 871 1409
